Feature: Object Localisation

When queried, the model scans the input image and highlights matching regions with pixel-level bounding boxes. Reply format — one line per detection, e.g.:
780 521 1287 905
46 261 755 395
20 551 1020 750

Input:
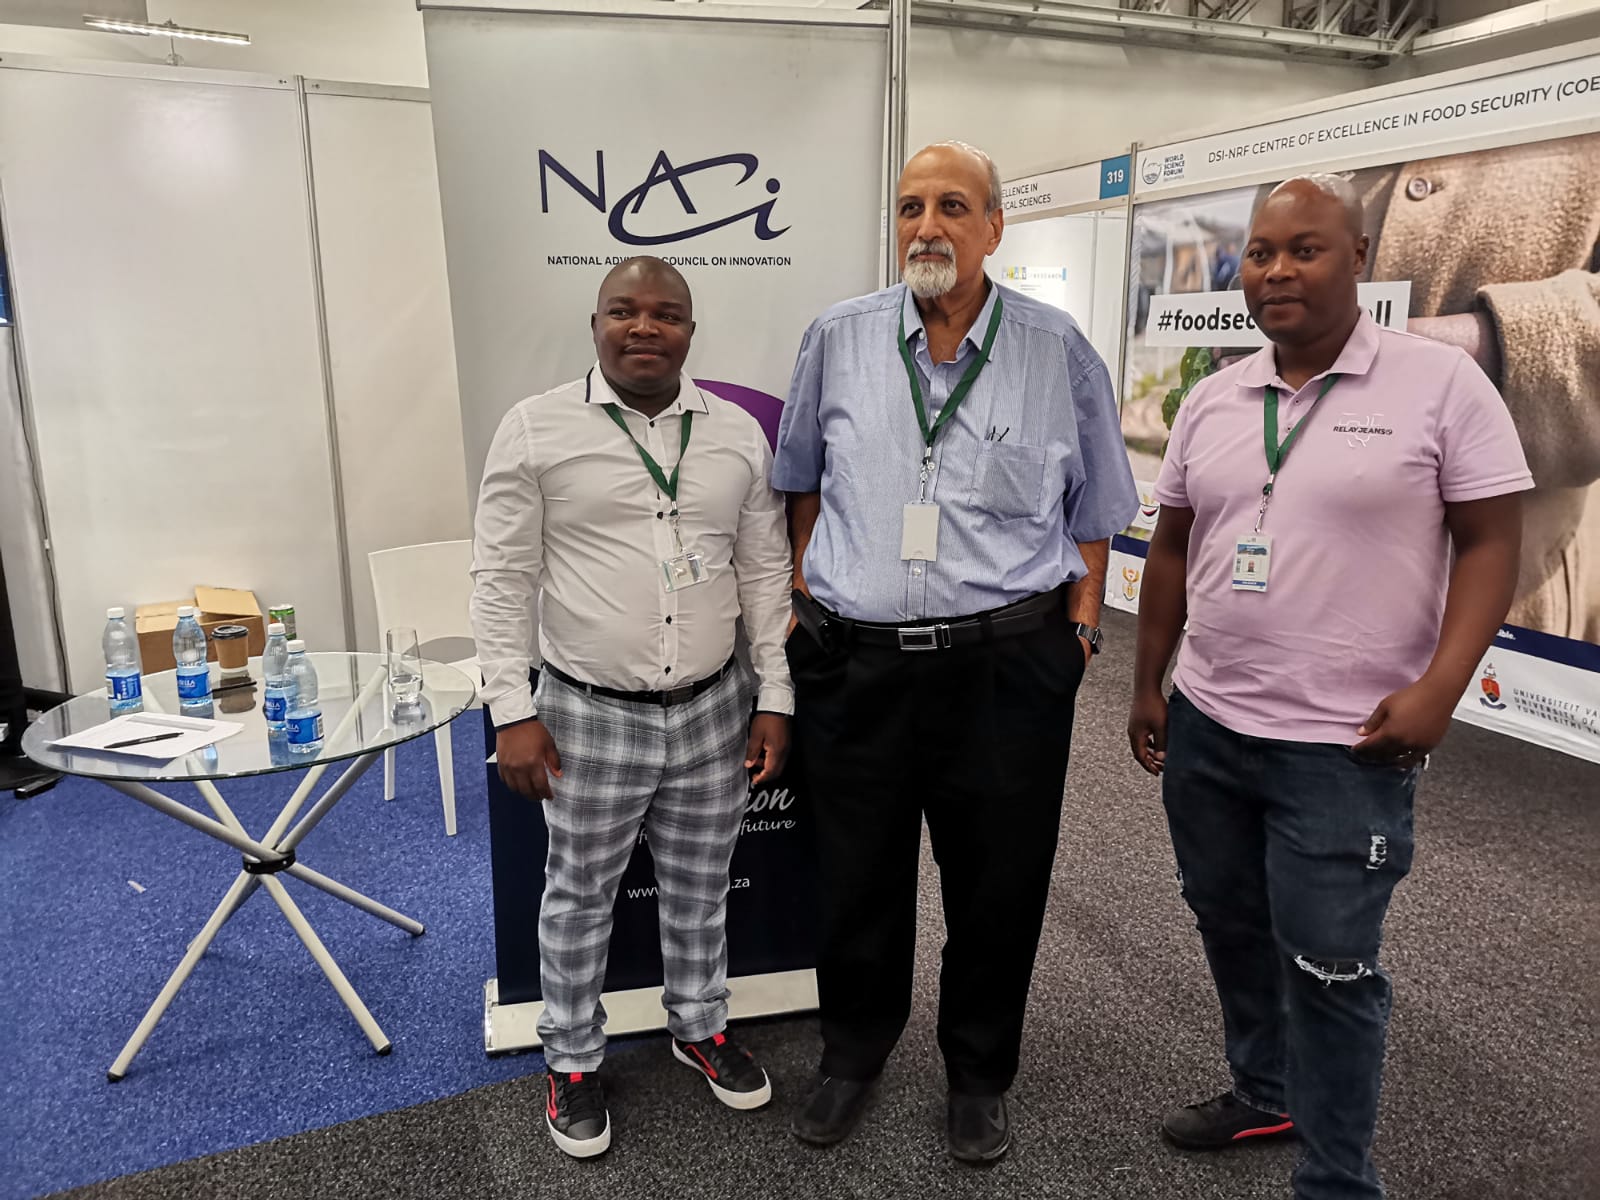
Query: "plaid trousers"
533 667 751 1072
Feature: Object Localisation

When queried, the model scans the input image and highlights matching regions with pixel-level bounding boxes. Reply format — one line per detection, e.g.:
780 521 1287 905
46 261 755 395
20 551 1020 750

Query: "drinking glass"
386 626 424 712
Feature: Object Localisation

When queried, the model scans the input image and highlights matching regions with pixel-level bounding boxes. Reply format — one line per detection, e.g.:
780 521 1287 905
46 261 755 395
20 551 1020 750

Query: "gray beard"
904 257 958 299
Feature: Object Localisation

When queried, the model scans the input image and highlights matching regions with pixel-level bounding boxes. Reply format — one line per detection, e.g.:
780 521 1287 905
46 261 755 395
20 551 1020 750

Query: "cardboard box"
136 587 266 673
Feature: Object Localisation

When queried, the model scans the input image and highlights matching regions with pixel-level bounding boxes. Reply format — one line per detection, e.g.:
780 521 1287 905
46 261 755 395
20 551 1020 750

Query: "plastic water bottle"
103 607 143 714
262 622 294 733
285 641 324 755
268 732 296 767
173 606 212 714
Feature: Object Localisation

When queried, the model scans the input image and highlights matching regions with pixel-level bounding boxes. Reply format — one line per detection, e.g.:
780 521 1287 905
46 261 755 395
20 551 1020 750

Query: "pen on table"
105 731 185 749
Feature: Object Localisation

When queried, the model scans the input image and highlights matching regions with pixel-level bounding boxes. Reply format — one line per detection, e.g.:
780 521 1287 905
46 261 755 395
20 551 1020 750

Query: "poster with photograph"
1117 129 1600 758
1000 264 1071 312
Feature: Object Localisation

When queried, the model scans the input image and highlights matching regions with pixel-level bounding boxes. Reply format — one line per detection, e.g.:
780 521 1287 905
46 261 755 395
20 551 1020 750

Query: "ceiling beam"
911 0 1408 58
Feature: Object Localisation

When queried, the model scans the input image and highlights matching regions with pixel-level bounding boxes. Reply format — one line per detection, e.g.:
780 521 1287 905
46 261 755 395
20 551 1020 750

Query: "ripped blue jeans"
1163 689 1418 1200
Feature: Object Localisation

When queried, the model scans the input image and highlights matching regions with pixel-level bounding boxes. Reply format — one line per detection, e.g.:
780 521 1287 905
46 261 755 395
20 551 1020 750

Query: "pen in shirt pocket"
985 426 1010 444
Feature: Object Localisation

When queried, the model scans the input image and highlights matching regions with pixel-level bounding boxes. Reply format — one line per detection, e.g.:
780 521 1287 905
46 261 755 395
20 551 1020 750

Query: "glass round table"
23 653 476 1081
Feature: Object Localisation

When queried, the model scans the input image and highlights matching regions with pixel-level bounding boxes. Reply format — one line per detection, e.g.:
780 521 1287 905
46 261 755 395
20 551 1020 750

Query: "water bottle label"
107 672 143 701
264 691 289 723
177 665 211 700
287 710 324 746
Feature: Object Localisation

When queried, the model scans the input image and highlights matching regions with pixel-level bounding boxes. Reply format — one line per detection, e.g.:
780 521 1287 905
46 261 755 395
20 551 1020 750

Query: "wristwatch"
1072 623 1103 656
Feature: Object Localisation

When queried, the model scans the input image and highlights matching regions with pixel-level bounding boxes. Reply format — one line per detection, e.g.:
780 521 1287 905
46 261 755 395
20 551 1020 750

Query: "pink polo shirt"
1155 313 1533 745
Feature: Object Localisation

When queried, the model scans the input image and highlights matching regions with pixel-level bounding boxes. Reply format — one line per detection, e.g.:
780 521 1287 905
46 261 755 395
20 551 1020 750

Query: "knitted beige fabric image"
1121 129 1600 645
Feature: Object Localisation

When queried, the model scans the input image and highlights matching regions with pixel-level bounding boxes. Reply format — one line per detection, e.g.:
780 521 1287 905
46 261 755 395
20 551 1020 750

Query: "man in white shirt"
471 256 794 1160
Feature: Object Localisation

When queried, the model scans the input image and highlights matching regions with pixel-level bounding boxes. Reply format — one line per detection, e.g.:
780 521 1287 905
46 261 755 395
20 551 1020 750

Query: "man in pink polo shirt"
1128 175 1531 1200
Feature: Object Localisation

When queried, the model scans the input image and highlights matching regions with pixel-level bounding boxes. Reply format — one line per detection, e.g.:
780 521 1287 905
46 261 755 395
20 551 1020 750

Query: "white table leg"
434 726 457 837
194 753 419 933
384 746 396 801
284 862 424 935
256 874 391 1054
106 872 260 1081
107 780 295 864
101 749 412 1077
277 751 381 852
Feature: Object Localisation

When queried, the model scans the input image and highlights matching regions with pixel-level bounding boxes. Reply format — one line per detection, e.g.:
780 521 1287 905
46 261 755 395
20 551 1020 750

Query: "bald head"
596 256 692 314
914 142 1003 216
1267 174 1365 240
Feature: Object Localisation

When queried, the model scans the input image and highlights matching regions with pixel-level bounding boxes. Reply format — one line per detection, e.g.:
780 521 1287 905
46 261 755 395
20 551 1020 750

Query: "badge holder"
1232 480 1275 592
661 508 707 593
1232 535 1272 591
901 446 941 562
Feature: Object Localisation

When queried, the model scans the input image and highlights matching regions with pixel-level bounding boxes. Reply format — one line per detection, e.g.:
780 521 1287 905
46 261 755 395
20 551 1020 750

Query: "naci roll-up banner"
1114 43 1600 764
420 0 887 1050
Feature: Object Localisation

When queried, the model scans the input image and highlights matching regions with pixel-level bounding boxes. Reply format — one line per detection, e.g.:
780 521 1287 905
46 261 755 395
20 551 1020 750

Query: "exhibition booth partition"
995 152 1133 385
0 64 470 694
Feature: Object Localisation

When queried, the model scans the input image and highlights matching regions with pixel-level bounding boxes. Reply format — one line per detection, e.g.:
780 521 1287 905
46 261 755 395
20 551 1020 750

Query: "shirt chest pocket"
970 441 1048 522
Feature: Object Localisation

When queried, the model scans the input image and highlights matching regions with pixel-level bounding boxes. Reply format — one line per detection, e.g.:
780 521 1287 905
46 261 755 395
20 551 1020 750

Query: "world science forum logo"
536 148 790 246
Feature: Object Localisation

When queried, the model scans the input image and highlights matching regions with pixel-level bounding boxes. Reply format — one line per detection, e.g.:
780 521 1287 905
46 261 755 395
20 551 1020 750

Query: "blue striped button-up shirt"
773 279 1138 622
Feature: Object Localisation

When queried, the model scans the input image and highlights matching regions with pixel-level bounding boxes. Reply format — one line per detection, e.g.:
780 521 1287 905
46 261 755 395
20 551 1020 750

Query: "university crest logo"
1479 663 1506 710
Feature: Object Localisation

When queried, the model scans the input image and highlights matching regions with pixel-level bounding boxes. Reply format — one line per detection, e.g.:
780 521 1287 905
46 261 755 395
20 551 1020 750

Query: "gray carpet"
53 611 1599 1200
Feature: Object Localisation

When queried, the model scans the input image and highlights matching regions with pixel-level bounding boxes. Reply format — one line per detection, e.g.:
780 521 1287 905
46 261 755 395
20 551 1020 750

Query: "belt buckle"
897 623 951 651
662 682 697 705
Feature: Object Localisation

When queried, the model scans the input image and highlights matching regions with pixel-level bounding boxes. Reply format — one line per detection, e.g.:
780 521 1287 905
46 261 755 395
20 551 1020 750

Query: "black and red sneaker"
545 1069 610 1158
1161 1092 1294 1150
671 1031 773 1110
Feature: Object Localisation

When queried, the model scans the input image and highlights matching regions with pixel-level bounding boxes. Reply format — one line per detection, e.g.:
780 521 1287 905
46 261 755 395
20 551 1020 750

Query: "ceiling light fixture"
82 15 251 46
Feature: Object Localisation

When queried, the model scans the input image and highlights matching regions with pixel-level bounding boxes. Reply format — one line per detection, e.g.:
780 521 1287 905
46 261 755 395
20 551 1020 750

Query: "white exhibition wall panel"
994 211 1129 380
994 212 1097 329
1090 210 1129 381
305 88 469 653
0 65 344 689
0 327 62 690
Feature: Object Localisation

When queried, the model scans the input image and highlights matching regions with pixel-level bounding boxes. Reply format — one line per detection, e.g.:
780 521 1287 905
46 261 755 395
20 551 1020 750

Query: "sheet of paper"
48 713 244 760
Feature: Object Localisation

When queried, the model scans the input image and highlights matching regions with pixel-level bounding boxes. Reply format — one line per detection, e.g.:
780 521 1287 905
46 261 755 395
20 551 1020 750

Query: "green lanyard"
897 290 1004 499
1254 374 1339 532
602 403 693 506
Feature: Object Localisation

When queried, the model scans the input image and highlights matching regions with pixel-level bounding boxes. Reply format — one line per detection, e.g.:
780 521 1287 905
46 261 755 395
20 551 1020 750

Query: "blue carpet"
0 717 551 1200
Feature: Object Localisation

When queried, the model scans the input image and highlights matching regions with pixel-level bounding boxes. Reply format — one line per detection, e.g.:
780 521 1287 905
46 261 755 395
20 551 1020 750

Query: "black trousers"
787 605 1085 1095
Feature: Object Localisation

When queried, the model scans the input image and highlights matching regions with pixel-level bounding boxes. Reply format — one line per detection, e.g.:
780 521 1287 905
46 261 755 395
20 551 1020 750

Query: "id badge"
661 550 708 593
901 503 940 562
1232 534 1273 592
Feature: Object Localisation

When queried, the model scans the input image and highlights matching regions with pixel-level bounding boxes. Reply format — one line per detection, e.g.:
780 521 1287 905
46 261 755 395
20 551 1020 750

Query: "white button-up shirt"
471 367 794 729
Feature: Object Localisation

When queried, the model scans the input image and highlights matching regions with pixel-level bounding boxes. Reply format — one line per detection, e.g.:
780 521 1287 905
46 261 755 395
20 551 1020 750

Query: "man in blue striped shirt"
775 141 1138 1162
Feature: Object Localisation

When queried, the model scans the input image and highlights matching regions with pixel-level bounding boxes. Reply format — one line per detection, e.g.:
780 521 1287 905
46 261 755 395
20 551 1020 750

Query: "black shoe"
1161 1092 1294 1150
545 1069 611 1159
947 1091 1011 1163
672 1031 773 1110
791 1074 875 1147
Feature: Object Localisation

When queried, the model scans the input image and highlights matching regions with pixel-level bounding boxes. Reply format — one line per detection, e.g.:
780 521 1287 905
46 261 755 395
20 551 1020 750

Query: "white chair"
369 539 478 837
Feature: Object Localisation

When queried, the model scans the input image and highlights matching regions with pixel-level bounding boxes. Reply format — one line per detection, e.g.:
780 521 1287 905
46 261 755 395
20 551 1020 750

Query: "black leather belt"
794 587 1065 652
543 657 737 706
